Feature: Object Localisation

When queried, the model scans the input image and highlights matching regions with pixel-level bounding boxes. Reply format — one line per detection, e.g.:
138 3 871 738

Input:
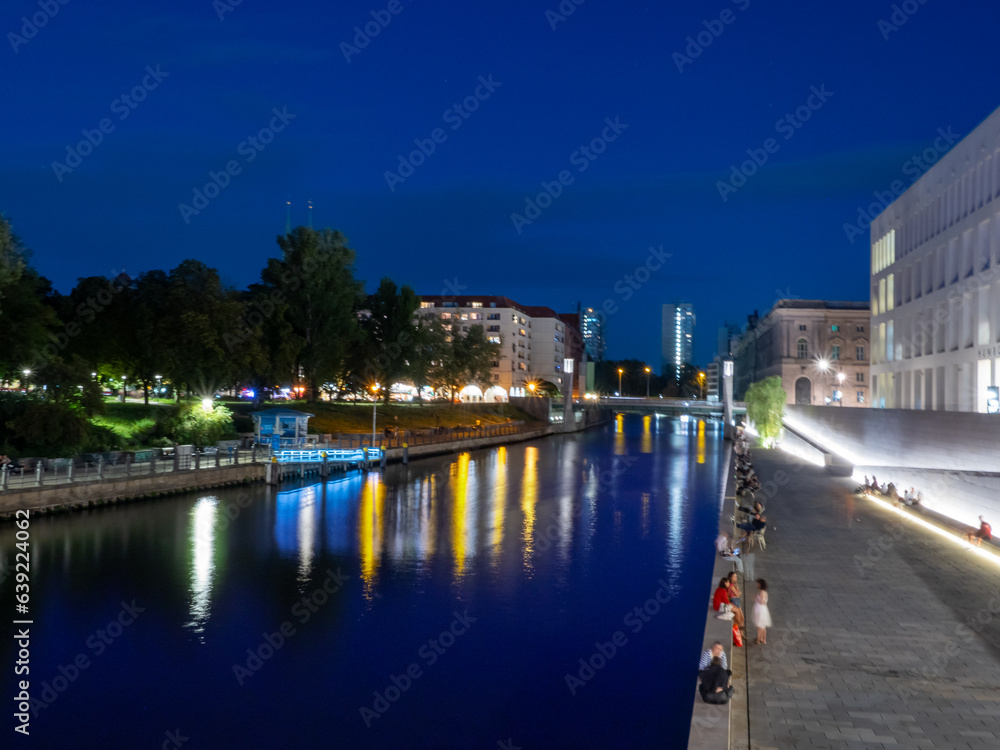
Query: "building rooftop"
770 299 870 312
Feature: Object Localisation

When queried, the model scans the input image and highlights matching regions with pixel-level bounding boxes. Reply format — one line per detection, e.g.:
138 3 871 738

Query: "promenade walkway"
730 449 1000 749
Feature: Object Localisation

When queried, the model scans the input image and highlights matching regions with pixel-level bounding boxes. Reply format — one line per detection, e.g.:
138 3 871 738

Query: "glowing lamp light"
201 398 213 412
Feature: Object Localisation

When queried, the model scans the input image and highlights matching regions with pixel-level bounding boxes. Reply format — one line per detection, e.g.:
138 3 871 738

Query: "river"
0 413 727 749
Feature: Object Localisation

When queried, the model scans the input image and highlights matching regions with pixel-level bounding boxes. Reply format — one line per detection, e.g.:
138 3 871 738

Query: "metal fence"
0 445 270 492
325 420 548 450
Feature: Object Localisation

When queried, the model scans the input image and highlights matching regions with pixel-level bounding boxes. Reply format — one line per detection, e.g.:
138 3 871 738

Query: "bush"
157 403 236 446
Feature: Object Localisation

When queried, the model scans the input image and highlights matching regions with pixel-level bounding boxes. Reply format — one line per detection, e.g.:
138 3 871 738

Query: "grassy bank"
96 399 535 442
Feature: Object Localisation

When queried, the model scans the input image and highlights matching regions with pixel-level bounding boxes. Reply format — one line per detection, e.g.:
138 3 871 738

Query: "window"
487 325 500 332
856 372 864 382
491 360 499 367
856 346 865 361
799 324 807 331
440 313 452 320
856 325 864 332
487 313 500 320
492 374 499 381
831 324 839 332
797 339 808 358
488 336 500 344
857 391 865 404
470 313 482 320
831 345 840 360
518 362 526 370
420 301 434 309
471 302 482 308
460 313 468 321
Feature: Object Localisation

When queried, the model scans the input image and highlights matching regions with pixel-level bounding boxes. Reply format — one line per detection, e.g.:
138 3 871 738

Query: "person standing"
965 516 992 546
753 579 771 645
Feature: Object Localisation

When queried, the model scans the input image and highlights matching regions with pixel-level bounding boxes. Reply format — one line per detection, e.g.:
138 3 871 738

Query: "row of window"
895 149 1000 259
798 323 865 333
796 340 865 361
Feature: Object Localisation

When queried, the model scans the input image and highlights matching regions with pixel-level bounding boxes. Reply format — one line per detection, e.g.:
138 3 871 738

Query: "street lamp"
644 366 651 398
22 369 30 392
528 382 536 396
698 371 706 400
836 371 845 407
121 375 127 402
618 368 623 396
155 375 162 397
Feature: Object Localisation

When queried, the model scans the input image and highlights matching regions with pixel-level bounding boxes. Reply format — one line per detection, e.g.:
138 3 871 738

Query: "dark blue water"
1 414 727 749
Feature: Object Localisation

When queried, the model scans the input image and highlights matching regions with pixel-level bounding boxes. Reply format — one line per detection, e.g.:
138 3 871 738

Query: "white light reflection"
187 496 219 637
296 485 317 583
558 440 578 567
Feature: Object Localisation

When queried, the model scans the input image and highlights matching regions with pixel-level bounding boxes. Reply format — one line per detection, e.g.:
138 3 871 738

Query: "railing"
273 448 382 464
0 445 270 493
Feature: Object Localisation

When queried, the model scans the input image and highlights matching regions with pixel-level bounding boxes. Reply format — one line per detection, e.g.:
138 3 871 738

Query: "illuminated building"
870 105 1000 411
661 302 694 382
731 300 870 406
580 307 606 361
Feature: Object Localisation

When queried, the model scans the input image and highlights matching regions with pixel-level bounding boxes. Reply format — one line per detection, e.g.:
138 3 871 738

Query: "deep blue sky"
4 0 1000 370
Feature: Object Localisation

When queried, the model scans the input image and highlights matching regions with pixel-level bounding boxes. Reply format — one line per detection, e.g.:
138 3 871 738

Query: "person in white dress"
753 579 772 645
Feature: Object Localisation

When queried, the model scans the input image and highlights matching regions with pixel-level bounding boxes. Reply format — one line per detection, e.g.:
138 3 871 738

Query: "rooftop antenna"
307 199 314 229
285 195 291 234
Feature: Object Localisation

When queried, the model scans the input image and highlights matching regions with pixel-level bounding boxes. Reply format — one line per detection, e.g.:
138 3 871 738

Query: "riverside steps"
730 449 1000 750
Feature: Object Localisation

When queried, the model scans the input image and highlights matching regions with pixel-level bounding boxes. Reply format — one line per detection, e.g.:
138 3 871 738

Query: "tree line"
0 218 499 407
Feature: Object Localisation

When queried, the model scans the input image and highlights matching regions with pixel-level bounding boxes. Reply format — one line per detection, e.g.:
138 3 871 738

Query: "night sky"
5 0 1000 369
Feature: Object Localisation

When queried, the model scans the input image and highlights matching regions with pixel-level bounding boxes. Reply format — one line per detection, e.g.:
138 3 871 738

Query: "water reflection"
186 496 218 637
641 415 652 454
490 447 508 563
359 472 385 602
521 445 539 573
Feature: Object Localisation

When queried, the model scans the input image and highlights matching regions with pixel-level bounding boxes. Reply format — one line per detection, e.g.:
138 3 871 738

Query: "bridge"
597 397 745 418
266 447 384 485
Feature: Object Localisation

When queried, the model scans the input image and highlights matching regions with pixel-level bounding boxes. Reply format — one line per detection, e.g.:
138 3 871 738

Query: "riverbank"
729 448 1000 749
1 417 612 520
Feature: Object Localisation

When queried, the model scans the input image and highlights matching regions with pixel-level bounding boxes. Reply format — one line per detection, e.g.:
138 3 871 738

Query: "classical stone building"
732 300 871 406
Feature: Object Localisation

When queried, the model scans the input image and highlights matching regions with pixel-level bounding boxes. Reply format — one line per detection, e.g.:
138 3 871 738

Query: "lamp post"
155 375 162 399
528 382 536 396
698 371 706 400
22 369 30 392
836 371 845 407
618 368 623 396
644 366 651 398
121 375 127 402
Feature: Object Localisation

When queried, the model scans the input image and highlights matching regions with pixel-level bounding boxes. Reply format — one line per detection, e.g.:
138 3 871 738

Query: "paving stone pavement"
729 449 1000 750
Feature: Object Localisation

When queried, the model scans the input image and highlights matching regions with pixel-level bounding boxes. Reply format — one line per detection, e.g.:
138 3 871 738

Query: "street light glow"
201 398 213 412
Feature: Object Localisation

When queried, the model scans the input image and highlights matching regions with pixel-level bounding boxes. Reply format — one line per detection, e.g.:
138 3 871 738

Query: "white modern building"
662 303 695 381
417 295 572 401
871 105 1000 412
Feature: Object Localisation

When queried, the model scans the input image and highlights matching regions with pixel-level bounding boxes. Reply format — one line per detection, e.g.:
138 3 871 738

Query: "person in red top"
712 578 745 628
966 516 992 546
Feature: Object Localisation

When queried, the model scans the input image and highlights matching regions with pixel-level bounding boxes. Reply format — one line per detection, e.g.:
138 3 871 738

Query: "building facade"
581 307 606 361
417 295 574 400
732 300 870 407
870 105 1000 412
662 303 695 381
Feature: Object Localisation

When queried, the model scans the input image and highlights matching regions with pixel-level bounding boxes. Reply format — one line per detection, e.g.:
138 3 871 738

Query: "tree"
409 316 446 403
359 278 420 403
260 227 364 401
744 376 786 445
429 324 500 403
0 216 59 382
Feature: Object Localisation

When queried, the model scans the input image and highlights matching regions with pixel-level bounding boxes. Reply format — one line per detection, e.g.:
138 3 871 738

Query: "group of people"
697 431 774 705
860 475 923 508
862 475 993 547
700 578 771 704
